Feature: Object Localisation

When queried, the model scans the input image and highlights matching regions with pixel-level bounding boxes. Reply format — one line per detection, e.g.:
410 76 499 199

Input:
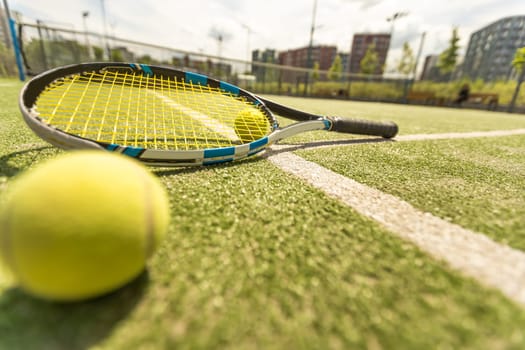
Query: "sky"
6 0 525 73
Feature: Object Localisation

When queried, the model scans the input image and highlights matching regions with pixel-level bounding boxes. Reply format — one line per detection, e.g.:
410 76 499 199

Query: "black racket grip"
328 117 398 139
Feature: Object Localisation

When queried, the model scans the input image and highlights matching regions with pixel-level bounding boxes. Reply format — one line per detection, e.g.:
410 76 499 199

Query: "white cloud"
341 0 383 10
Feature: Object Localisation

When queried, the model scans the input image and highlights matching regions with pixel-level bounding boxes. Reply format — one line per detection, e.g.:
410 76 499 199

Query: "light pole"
509 67 525 113
240 23 253 73
413 31 426 80
82 11 92 60
304 0 318 96
100 0 110 59
386 11 408 70
35 19 49 69
387 12 408 35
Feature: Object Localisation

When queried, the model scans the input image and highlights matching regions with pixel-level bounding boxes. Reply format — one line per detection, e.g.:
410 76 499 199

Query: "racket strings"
34 70 271 150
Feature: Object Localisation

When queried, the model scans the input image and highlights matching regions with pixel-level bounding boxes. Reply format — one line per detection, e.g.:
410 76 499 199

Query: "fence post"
3 0 25 80
508 68 525 113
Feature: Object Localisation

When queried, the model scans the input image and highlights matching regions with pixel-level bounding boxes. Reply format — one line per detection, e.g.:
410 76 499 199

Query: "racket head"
19 62 279 166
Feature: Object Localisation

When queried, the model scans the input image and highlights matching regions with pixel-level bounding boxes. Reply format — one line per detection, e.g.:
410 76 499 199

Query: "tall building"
462 15 525 81
349 33 390 75
420 55 441 81
277 45 337 83
339 52 350 73
252 49 277 64
252 49 277 82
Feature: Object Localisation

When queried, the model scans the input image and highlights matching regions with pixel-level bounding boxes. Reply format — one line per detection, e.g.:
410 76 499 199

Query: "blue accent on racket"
204 147 236 158
140 64 153 76
220 81 240 95
185 71 208 86
122 146 144 157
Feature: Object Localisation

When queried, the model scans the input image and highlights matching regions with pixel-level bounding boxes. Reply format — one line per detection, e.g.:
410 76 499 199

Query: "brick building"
349 33 390 75
277 45 337 82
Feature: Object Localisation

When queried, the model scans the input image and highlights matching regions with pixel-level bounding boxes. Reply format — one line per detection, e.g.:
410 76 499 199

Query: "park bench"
466 93 499 110
406 91 436 105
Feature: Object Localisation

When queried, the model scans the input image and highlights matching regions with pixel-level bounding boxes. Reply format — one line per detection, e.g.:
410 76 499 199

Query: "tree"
138 55 153 64
437 27 460 77
93 46 105 60
328 55 343 81
509 46 525 112
263 53 278 84
311 61 320 83
111 49 124 62
397 42 415 76
360 43 379 75
512 46 525 73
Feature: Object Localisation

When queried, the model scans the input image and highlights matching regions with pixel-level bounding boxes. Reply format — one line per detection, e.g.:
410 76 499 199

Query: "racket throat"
269 120 331 143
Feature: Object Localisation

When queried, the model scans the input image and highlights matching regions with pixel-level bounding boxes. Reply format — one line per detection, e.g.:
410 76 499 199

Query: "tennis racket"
19 62 398 166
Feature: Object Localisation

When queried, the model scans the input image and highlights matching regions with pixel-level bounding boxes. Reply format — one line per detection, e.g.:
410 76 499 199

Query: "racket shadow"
265 137 394 156
152 156 263 176
0 146 58 178
153 137 392 175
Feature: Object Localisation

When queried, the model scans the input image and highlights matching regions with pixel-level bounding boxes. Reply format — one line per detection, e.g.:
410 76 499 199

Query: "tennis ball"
233 109 269 143
0 151 170 302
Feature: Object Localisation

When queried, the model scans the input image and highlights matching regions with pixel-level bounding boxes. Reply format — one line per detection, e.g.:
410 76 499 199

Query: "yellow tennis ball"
0 151 170 302
234 109 269 143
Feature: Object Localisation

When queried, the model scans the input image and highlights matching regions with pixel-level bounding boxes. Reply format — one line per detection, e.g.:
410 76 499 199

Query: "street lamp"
82 11 92 59
100 0 110 59
385 11 408 71
240 22 253 73
304 0 318 96
387 12 408 35
413 31 426 80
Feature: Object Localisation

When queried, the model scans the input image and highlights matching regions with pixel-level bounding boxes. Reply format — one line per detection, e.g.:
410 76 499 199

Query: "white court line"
266 130 525 307
396 129 525 141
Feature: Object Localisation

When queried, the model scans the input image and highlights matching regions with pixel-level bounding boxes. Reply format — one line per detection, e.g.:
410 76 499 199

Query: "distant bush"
412 79 525 106
345 81 407 100
251 80 409 101
247 74 524 107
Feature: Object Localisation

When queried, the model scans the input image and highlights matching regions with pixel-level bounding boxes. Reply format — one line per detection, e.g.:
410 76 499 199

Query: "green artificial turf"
266 95 525 138
3 162 525 349
2 79 525 349
0 78 61 180
297 136 525 251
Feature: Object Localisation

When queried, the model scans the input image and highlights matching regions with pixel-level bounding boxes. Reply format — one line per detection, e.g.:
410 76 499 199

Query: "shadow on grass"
152 137 390 176
151 155 262 177
0 146 58 178
0 271 149 350
267 137 393 154
0 137 390 179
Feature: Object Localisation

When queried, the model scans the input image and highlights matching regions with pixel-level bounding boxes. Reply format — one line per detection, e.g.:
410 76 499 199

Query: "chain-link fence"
16 22 410 101
7 21 524 112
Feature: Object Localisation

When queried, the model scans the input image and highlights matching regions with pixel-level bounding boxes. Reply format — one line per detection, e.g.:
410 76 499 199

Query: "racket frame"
19 62 394 167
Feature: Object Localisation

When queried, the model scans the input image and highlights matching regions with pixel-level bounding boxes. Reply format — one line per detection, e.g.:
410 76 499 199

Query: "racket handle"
328 117 398 139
